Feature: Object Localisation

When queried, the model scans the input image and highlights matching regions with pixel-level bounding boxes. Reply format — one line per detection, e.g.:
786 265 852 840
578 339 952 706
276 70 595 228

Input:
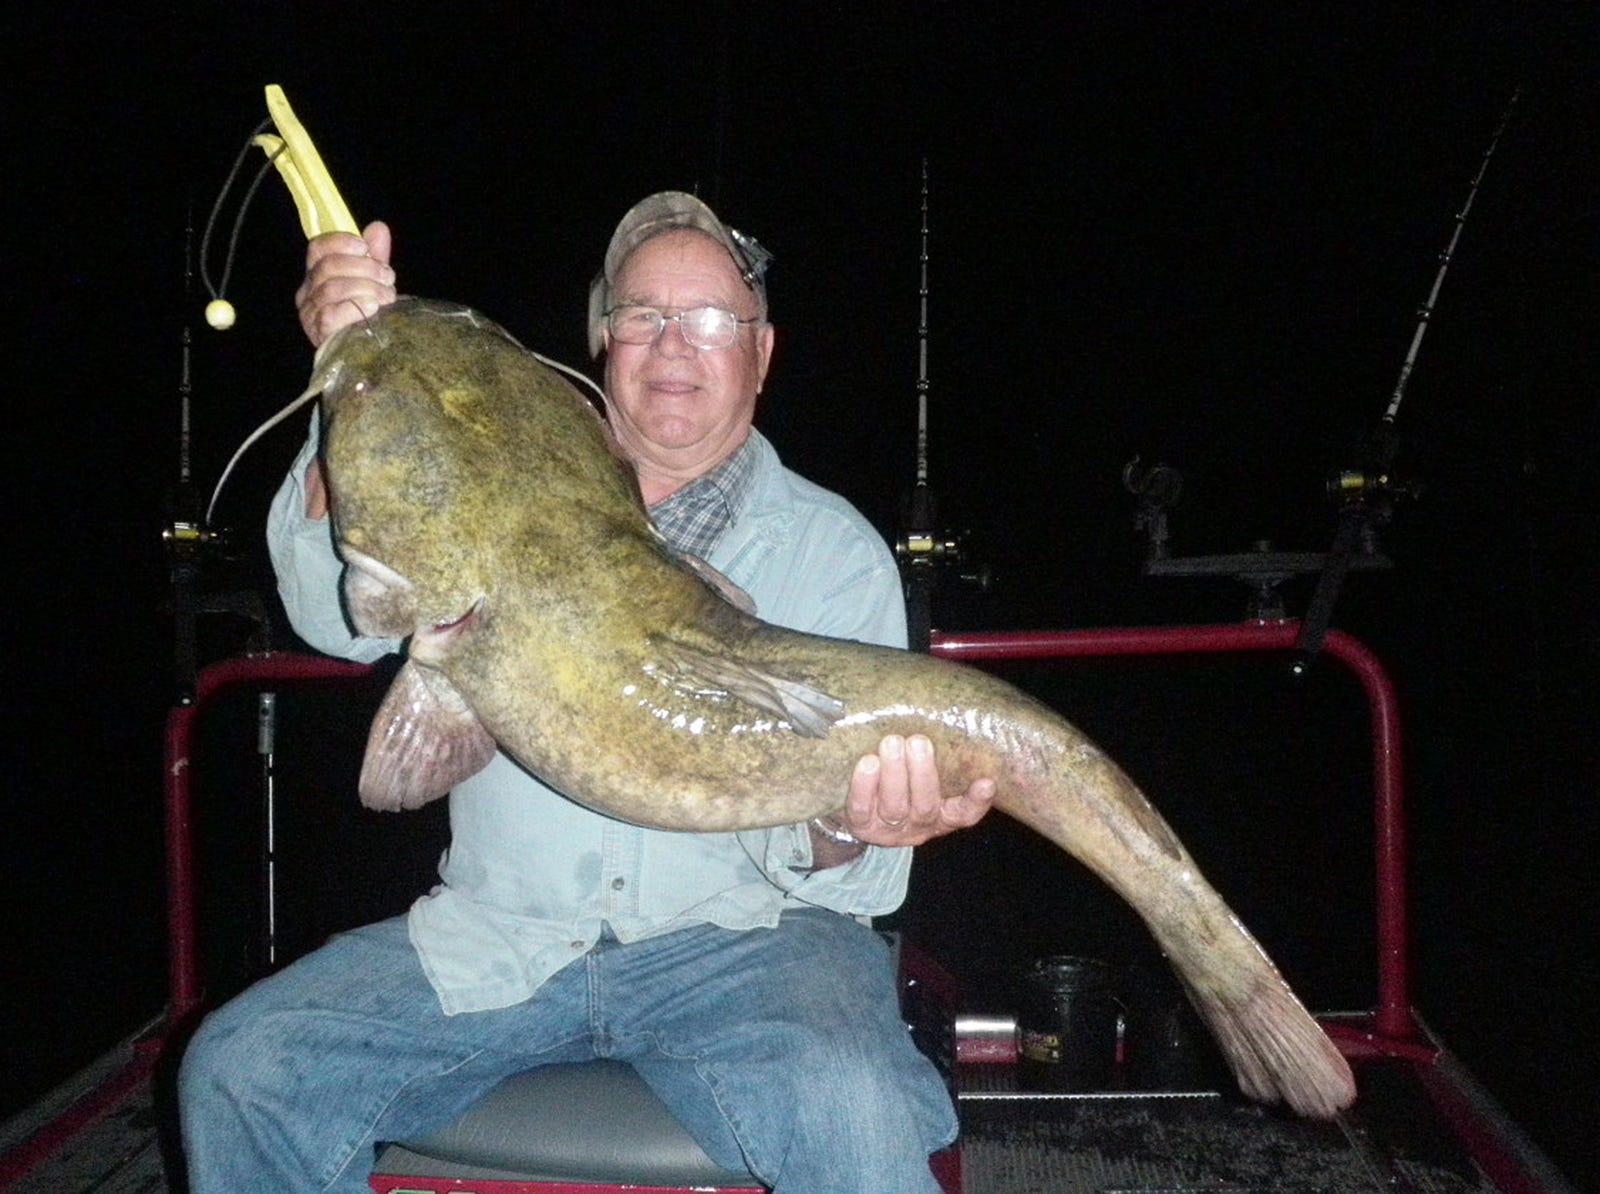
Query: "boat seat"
369 935 955 1193
371 1058 765 1190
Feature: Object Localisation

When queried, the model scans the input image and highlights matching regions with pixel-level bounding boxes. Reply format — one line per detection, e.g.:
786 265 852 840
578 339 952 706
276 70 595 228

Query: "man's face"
602 229 774 496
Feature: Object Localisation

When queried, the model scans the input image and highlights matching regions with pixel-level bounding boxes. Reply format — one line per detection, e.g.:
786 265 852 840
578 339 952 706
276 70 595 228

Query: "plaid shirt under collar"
647 436 759 558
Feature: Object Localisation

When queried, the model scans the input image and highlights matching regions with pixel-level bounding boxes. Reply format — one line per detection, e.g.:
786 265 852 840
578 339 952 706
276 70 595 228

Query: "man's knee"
180 998 308 1116
181 1006 254 1108
784 1024 950 1144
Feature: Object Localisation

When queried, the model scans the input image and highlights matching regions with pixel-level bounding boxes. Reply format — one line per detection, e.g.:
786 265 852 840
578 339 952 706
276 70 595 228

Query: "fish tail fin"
1162 925 1357 1119
988 735 1355 1119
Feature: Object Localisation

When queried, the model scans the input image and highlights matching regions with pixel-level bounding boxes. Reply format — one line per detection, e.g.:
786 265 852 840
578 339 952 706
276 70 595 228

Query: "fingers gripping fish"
303 298 1355 1120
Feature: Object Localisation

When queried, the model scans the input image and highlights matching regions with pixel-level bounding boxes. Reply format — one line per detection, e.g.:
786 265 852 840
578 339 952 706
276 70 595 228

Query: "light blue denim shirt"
267 424 912 1014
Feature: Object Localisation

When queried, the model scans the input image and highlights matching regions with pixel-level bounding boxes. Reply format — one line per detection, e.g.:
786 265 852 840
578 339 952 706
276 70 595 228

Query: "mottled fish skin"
313 298 1356 1120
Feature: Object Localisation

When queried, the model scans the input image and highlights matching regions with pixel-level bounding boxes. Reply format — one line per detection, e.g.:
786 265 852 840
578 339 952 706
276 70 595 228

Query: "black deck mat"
957 1062 1497 1194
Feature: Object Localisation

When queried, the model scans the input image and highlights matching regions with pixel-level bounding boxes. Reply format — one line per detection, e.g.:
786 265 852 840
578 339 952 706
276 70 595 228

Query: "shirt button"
611 877 626 890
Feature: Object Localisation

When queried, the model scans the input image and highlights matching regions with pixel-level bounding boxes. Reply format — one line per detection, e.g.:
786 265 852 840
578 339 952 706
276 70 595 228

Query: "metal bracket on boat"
1123 456 1394 624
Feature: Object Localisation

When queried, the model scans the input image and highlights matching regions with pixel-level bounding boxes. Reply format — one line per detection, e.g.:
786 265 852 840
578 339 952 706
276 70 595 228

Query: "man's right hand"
294 220 397 519
295 220 397 347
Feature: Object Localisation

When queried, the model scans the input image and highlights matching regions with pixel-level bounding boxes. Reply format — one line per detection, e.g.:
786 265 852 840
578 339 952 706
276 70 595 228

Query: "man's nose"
651 317 696 358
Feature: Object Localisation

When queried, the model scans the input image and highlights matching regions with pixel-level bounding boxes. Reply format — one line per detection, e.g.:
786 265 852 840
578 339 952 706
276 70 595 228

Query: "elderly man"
179 193 993 1193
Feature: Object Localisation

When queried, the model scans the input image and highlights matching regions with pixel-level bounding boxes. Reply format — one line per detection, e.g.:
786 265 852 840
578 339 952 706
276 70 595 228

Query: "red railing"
163 653 375 1023
930 621 1414 1045
160 624 1416 1046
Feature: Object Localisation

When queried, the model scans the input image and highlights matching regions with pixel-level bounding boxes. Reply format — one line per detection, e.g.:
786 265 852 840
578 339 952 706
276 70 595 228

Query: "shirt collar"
647 435 759 558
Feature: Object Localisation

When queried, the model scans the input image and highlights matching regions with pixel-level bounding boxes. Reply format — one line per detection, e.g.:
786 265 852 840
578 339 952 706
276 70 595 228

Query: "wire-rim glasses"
605 305 764 350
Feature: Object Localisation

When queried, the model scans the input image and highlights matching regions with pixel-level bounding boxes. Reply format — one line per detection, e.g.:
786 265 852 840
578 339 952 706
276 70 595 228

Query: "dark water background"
7 6 1596 1187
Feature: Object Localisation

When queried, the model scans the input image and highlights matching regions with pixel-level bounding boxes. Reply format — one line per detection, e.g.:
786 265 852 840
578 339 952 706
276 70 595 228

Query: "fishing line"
199 117 277 330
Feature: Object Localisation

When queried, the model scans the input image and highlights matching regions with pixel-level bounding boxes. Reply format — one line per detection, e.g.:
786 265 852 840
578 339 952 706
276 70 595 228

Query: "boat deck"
5 1029 1575 1194
959 1060 1500 1194
0 1031 169 1194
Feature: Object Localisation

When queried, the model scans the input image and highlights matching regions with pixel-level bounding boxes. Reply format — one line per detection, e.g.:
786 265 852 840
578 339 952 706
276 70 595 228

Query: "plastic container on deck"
1015 955 1121 1091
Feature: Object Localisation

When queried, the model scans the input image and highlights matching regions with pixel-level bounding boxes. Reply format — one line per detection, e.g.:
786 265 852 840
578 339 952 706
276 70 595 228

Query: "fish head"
314 300 533 654
312 297 656 680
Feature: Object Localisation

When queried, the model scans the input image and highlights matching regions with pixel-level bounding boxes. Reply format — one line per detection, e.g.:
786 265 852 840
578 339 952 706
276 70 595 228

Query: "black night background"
7 5 1597 1188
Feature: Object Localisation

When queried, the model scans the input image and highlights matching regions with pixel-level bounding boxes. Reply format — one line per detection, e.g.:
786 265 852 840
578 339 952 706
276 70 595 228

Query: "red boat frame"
0 620 1573 1193
158 624 1409 1037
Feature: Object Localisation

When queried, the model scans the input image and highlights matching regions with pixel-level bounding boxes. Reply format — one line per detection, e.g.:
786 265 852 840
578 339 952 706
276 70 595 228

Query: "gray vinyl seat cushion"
376 1059 764 1188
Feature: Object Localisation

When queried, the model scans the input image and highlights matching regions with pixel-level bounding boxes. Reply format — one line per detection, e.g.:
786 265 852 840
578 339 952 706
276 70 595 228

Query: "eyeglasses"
605 305 764 350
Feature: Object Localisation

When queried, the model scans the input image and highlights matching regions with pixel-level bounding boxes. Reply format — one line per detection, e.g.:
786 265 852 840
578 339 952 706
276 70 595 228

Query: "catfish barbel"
298 297 1355 1119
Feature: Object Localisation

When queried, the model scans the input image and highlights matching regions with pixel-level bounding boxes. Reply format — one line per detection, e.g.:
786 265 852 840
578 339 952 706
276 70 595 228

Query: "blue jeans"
179 907 956 1193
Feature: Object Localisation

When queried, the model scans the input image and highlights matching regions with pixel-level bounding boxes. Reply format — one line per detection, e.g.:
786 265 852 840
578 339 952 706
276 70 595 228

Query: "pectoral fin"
650 639 845 738
360 660 497 809
340 546 417 637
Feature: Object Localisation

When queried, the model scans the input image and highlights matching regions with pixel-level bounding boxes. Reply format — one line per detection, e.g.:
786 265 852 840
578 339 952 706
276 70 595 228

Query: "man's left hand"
845 734 996 847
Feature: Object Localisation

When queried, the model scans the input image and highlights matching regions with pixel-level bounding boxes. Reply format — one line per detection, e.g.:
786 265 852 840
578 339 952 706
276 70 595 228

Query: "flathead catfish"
308 298 1355 1119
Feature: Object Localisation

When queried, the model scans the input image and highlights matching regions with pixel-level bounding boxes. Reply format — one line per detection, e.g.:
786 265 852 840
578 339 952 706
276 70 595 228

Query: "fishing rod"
1382 88 1522 433
896 161 938 652
163 216 207 703
164 215 270 694
1293 87 1522 670
915 159 932 496
894 161 987 651
1130 90 1520 641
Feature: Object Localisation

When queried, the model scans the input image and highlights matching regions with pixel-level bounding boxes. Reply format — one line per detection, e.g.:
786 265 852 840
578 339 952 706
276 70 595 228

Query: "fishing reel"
896 481 993 592
896 484 993 652
163 485 235 566
896 529 993 591
1123 457 1183 562
1325 466 1422 510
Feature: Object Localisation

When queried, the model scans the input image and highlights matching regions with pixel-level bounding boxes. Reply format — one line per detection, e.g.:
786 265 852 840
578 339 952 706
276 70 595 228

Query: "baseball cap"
587 191 772 357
